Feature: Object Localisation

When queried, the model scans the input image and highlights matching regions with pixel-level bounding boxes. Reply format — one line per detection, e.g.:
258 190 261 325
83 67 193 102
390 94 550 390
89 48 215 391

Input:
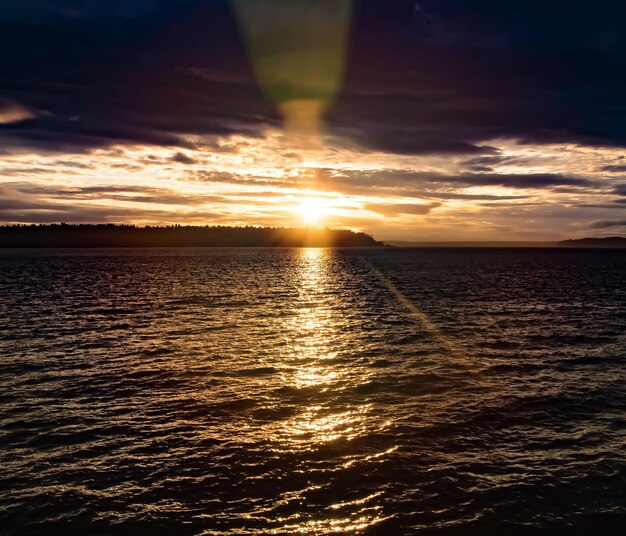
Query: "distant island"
0 224 383 248
385 237 626 248
559 237 626 248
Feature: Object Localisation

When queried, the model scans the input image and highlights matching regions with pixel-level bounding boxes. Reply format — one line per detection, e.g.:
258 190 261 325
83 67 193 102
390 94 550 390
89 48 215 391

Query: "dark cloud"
601 165 626 173
0 197 51 211
461 155 542 172
172 151 196 165
445 173 594 189
591 219 626 229
320 169 595 191
0 1 272 153
578 200 626 209
407 191 529 201
478 201 546 208
337 125 498 156
614 184 626 196
331 0 626 153
1 1 625 156
365 202 441 217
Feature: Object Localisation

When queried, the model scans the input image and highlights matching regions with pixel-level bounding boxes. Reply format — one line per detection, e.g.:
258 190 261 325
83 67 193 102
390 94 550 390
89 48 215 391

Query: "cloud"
415 192 529 201
1 0 626 158
317 168 595 191
591 219 626 229
171 151 196 165
0 197 51 211
185 165 599 205
1 183 227 208
0 98 36 124
0 2 270 153
338 125 498 156
364 201 441 217
0 206 225 224
579 202 626 209
327 1 626 154
0 182 228 223
614 184 626 196
601 165 626 173
447 173 594 189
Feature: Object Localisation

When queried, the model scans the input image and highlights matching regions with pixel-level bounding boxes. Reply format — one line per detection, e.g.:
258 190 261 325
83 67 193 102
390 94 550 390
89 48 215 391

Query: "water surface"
1 248 625 534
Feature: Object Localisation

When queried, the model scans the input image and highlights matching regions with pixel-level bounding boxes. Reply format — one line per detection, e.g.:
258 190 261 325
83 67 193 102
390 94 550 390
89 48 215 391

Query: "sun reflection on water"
280 248 341 390
255 248 392 534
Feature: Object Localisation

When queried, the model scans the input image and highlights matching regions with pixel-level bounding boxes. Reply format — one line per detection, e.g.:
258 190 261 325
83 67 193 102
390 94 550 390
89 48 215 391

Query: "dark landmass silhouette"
385 237 626 248
559 237 626 248
0 224 383 248
385 240 553 248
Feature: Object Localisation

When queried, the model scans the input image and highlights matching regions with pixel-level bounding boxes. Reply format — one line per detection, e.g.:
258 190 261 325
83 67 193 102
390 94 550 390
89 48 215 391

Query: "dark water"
1 248 625 535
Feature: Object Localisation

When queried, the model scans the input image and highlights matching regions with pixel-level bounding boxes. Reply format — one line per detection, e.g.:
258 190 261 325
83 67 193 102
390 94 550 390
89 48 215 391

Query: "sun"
298 198 327 224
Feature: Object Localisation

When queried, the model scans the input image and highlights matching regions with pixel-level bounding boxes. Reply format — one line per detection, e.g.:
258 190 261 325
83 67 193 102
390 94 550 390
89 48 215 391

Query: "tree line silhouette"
0 224 383 248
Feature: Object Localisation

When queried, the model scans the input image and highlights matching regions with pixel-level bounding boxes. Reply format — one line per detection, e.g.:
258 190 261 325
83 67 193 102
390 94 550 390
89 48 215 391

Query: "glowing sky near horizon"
1 1 626 241
2 127 625 241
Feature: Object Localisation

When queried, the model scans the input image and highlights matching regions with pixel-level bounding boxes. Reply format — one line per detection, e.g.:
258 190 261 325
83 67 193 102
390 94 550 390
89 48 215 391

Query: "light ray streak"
363 259 469 364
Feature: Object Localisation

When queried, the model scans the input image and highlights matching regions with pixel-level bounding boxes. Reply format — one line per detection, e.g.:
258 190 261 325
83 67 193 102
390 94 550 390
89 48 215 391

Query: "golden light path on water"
231 249 395 534
196 247 482 535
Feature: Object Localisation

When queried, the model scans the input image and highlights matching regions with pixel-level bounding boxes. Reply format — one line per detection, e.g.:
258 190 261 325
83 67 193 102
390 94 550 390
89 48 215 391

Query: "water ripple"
1 247 625 534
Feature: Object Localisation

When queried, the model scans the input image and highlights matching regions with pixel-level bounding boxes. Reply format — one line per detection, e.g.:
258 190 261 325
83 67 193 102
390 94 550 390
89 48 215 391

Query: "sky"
1 0 626 241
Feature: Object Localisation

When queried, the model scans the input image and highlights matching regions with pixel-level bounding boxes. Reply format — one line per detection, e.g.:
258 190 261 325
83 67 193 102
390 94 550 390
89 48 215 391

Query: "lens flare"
232 0 353 137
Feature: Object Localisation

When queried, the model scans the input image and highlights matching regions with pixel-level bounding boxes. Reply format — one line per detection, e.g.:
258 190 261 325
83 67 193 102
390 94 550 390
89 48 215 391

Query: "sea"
1 247 625 535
